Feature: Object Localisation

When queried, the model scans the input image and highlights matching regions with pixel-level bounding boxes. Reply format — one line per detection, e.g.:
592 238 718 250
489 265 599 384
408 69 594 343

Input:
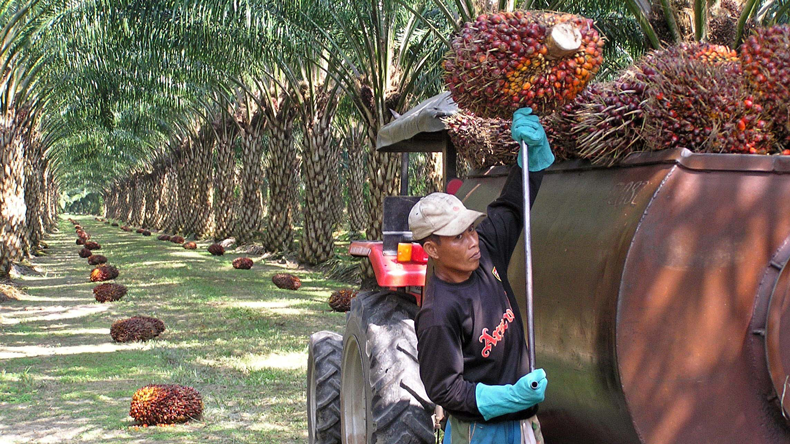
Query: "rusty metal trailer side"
457 149 790 444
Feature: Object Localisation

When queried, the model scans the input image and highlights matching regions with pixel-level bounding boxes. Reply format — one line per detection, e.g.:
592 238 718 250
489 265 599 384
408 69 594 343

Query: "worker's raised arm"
476 107 553 268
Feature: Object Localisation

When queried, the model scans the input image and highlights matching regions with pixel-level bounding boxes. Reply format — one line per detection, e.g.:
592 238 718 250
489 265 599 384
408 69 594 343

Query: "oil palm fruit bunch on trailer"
741 24 790 148
328 288 357 312
111 316 165 342
90 264 119 282
207 243 224 256
443 113 519 168
87 254 107 265
232 257 253 269
93 283 127 303
183 241 197 250
170 236 185 244
78 247 92 258
272 273 301 290
444 10 604 119
130 384 202 425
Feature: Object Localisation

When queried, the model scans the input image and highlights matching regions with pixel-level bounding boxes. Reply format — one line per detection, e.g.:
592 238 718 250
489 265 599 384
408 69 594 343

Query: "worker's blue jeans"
443 415 542 444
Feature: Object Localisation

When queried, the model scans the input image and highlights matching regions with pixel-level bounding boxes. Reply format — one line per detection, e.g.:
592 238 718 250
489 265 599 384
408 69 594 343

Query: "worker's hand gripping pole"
520 140 537 378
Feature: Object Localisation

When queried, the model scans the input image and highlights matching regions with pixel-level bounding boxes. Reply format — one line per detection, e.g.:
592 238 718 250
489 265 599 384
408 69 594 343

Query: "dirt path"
0 216 347 443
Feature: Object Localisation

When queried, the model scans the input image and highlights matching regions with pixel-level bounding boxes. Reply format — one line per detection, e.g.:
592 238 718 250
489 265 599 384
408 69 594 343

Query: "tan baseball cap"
408 193 486 241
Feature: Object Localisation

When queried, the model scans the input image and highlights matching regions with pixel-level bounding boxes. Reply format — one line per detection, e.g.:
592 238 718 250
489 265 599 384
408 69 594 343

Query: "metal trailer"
306 92 790 444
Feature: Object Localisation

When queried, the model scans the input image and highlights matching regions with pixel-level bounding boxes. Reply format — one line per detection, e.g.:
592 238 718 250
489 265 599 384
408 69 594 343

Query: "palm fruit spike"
232 257 253 269
443 113 519 169
130 384 203 425
272 273 301 290
93 283 127 303
207 243 224 256
328 289 358 312
84 241 101 250
183 241 197 250
444 10 604 119
636 43 773 155
741 24 790 147
87 254 108 265
90 264 119 282
79 247 93 258
111 316 166 342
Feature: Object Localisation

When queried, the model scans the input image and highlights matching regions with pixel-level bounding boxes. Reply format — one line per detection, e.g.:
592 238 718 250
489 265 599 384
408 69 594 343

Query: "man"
410 107 554 444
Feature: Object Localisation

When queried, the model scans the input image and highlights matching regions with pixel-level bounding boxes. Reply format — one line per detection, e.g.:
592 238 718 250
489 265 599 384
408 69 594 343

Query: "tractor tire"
340 290 435 444
307 331 343 444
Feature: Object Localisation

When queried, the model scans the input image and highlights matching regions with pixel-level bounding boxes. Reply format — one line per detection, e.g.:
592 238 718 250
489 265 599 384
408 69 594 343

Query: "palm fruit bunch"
111 222 119 227
157 234 171 241
76 229 89 240
207 243 224 256
76 238 86 245
84 241 101 250
272 273 301 290
121 226 132 232
79 247 93 258
74 224 82 230
635 43 773 154
546 78 647 165
183 241 197 250
444 10 604 119
110 316 165 342
171 236 186 244
87 254 108 265
232 257 254 269
142 230 151 236
443 113 518 168
740 24 790 148
93 283 127 303
90 264 119 282
130 384 202 425
136 228 145 234
328 289 358 312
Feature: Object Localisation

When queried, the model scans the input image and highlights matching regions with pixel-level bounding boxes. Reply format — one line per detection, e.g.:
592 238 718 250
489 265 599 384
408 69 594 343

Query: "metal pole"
520 140 536 374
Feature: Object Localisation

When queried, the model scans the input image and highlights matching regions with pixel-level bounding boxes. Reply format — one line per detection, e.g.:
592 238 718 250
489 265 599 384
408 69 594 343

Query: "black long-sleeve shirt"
414 166 544 423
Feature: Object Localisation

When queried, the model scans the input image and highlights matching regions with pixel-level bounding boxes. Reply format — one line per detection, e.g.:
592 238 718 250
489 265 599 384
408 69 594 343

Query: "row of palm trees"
1 0 787 277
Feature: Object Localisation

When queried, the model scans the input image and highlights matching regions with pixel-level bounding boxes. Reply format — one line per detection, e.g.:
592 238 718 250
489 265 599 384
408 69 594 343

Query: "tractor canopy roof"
376 92 457 153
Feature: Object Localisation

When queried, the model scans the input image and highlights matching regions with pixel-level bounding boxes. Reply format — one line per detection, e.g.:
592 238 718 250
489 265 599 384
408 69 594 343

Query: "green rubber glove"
474 368 548 421
511 107 555 172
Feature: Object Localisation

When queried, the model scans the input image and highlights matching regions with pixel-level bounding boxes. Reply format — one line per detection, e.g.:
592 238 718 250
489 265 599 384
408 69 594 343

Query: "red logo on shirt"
478 309 515 358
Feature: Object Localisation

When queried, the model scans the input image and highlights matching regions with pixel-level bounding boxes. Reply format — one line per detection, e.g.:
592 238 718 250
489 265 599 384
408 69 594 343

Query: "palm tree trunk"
233 112 266 244
427 152 443 193
346 128 367 234
193 131 215 238
263 118 298 252
1 110 27 277
364 125 401 244
299 94 339 264
213 121 238 240
24 138 45 252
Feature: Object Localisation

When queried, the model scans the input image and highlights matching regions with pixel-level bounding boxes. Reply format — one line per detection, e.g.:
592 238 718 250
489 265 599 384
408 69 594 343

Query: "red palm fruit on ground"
74 224 82 230
157 234 171 241
121 226 132 232
76 229 89 240
87 254 107 265
170 236 185 244
136 228 145 234
741 24 790 147
635 43 774 155
207 244 224 256
84 241 101 250
90 264 119 282
328 289 358 312
111 222 119 227
232 257 254 269
76 238 85 245
183 242 197 250
93 283 127 303
110 316 165 342
79 247 92 258
443 112 519 169
272 273 301 290
142 230 151 236
444 10 604 118
130 384 202 425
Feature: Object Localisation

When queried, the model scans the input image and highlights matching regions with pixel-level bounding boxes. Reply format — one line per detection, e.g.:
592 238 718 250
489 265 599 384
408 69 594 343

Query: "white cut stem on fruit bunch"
546 22 582 59
520 140 536 376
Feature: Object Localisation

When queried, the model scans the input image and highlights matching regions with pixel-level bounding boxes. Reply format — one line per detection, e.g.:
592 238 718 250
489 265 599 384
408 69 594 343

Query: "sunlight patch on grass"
0 304 109 325
196 351 307 373
0 342 133 359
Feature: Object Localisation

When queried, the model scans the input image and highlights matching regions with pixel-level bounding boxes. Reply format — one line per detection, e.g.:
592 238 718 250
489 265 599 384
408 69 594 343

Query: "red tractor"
307 92 790 444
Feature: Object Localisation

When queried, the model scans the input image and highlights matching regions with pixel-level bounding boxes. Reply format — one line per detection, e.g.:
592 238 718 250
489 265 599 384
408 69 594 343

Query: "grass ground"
0 215 349 443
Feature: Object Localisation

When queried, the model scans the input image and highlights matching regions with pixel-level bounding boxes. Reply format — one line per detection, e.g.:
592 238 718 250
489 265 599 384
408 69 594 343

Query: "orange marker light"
397 243 413 262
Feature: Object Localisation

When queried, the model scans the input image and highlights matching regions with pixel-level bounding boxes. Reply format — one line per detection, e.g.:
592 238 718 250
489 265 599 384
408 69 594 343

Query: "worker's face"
425 224 480 276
